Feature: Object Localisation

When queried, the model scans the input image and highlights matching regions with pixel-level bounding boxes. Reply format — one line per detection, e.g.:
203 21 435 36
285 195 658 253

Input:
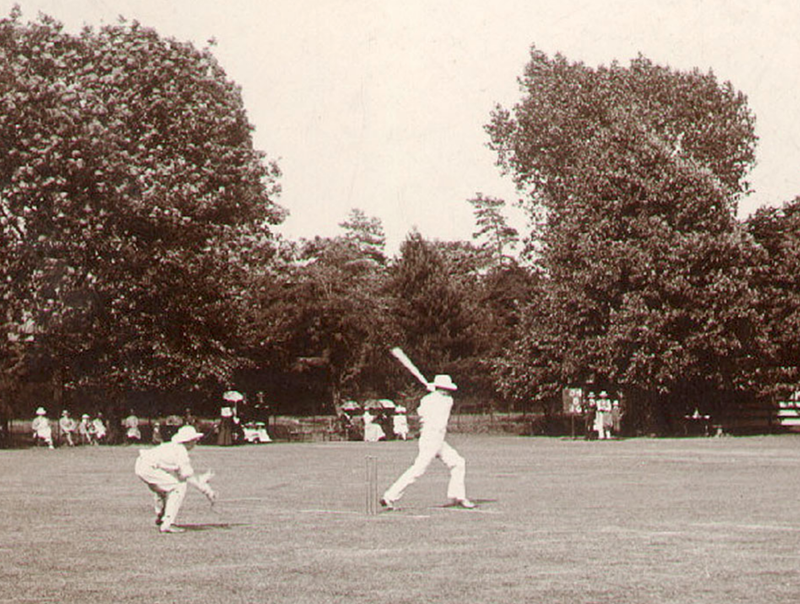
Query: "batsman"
381 348 476 510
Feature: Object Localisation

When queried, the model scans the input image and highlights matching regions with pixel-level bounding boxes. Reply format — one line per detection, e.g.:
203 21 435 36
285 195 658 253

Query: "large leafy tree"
0 11 283 411
244 210 394 413
487 49 765 431
746 198 800 401
389 232 491 402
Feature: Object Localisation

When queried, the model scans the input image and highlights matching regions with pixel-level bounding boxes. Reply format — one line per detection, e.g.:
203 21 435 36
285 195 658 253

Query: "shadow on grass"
174 522 248 531
435 498 499 509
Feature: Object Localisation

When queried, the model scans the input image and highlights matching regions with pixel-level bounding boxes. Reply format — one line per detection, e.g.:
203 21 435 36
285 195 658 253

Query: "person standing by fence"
595 392 613 440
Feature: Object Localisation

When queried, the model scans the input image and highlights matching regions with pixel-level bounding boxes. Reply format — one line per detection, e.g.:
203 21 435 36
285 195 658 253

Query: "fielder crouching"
381 374 475 510
135 425 216 533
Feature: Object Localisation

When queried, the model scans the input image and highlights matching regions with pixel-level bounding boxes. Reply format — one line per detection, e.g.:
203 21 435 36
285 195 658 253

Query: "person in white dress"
392 406 409 440
381 375 475 510
362 408 386 442
122 411 142 443
134 425 216 533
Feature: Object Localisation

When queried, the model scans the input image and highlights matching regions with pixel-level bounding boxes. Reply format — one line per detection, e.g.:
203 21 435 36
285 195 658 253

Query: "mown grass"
2 435 800 603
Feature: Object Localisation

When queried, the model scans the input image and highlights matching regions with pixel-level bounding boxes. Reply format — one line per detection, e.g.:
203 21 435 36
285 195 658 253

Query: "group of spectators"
582 391 622 440
28 407 204 449
338 401 409 442
32 407 109 448
25 402 275 449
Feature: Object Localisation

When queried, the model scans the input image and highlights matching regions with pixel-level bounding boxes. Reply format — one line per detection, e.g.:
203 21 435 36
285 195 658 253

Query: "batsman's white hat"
172 425 204 443
431 375 457 391
35 407 46 415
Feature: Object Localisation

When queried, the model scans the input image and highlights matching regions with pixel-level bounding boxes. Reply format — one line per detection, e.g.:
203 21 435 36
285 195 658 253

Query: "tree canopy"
0 11 283 408
746 198 800 400
487 48 765 431
3 18 800 434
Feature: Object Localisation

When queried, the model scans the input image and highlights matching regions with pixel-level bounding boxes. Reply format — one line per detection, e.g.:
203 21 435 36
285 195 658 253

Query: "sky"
3 0 800 252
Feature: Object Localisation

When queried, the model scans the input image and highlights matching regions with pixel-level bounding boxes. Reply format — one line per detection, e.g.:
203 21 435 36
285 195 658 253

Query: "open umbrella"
223 390 244 402
378 399 396 409
341 401 360 411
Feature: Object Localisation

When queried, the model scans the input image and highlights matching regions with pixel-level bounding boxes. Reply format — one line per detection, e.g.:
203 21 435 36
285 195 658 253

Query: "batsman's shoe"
379 498 396 510
159 526 186 534
448 498 477 509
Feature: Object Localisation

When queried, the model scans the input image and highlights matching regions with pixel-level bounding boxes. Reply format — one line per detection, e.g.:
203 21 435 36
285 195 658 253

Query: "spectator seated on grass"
59 410 77 447
78 414 94 445
32 407 54 449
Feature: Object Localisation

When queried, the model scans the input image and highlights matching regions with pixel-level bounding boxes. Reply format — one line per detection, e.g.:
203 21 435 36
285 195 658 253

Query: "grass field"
2 434 800 603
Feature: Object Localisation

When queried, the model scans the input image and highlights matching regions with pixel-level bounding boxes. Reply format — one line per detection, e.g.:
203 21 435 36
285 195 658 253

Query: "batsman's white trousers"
135 458 188 530
383 433 466 502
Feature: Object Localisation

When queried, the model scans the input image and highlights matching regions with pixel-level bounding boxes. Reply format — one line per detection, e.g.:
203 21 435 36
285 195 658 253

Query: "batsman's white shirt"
135 442 195 489
417 390 453 436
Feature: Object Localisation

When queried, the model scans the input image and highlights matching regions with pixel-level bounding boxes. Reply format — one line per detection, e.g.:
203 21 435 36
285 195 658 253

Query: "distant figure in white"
362 408 385 442
78 414 94 445
123 410 142 443
392 406 409 441
134 425 216 533
595 391 613 440
59 410 77 447
381 375 475 510
31 407 54 449
92 414 107 444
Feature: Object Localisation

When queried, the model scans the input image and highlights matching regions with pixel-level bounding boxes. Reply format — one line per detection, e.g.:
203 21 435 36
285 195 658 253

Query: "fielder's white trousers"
383 433 466 502
135 458 187 530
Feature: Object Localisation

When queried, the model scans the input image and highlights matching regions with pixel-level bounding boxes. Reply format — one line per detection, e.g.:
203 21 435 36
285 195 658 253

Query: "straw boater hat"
35 407 46 415
172 425 204 443
431 375 457 391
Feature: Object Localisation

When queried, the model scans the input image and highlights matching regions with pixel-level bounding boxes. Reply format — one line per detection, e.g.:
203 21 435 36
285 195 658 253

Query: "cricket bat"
390 347 431 389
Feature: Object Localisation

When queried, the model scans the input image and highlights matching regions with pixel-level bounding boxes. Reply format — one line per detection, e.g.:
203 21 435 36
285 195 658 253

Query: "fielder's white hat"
431 375 457 391
172 425 204 443
35 407 46 415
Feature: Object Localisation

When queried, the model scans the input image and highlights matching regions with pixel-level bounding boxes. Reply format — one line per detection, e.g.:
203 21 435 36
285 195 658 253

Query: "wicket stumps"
365 455 378 515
